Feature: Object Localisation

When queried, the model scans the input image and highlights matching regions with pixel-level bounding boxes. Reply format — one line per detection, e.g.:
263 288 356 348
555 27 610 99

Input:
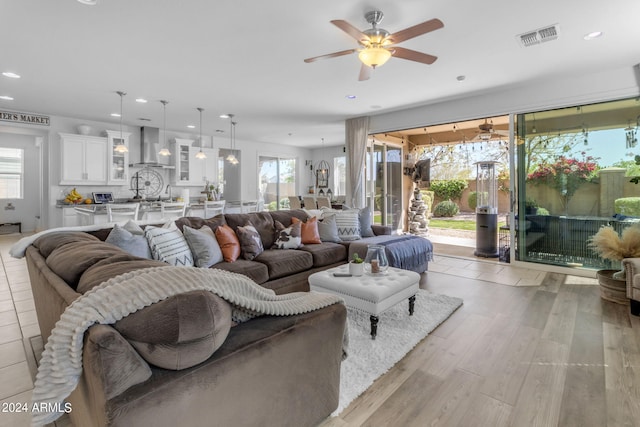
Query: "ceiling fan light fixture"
358 46 392 68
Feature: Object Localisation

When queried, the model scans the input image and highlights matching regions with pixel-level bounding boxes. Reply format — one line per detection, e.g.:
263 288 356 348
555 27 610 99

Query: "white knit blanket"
31 266 345 426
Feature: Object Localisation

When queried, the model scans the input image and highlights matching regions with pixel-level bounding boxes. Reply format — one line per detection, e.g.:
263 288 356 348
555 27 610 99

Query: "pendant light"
315 138 330 188
158 100 171 156
195 107 206 159
225 113 239 164
114 91 128 153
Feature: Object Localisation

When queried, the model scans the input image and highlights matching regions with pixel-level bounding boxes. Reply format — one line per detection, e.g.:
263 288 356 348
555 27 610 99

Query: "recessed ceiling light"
2 72 20 79
187 125 195 129
76 0 97 5
135 98 148 103
584 31 603 40
219 114 230 119
456 75 466 81
346 95 357 100
110 113 120 117
0 95 14 101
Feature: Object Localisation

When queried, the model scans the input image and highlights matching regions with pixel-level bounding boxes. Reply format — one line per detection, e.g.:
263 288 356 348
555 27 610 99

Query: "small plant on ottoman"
349 253 364 276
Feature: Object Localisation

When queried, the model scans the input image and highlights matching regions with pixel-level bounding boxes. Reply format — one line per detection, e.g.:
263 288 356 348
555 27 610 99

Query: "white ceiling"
2 0 640 149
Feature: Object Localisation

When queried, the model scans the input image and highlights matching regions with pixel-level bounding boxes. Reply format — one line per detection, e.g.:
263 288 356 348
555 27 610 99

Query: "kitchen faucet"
165 185 172 201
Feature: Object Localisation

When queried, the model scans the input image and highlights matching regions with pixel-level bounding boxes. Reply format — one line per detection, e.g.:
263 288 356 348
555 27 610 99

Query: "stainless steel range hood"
130 127 175 169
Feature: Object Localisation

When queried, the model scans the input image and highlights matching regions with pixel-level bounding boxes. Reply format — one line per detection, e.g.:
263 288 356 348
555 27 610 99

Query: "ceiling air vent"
517 24 560 47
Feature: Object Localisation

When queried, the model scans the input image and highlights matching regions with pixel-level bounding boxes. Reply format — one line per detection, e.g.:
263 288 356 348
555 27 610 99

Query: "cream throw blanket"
31 266 345 426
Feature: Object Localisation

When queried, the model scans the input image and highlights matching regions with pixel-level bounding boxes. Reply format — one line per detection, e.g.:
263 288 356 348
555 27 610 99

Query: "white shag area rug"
335 289 463 415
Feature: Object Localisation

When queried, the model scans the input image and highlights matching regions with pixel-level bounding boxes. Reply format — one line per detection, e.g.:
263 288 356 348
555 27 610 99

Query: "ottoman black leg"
409 295 416 316
370 315 379 340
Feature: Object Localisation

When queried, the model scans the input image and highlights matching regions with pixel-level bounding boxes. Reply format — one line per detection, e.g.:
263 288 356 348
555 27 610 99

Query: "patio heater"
474 161 499 257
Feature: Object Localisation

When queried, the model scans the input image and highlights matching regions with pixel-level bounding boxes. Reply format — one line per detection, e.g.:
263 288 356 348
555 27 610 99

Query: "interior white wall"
369 65 640 134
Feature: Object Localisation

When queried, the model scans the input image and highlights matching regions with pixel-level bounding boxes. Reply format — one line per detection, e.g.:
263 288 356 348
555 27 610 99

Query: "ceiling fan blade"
331 20 368 42
358 64 372 81
392 47 437 65
304 49 357 63
388 18 444 44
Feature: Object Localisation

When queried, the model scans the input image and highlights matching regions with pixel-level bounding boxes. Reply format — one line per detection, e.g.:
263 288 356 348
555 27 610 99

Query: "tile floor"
0 232 598 427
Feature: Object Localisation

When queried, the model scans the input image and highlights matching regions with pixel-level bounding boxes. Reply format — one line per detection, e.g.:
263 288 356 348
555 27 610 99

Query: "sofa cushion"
273 221 302 249
215 224 241 262
292 217 321 244
298 242 347 268
113 290 232 370
255 249 313 280
269 209 308 228
46 241 125 289
236 222 264 261
211 259 270 284
33 231 100 258
183 225 224 268
77 255 167 294
317 215 341 243
174 215 226 234
105 224 152 259
224 212 275 250
359 206 375 238
144 226 194 267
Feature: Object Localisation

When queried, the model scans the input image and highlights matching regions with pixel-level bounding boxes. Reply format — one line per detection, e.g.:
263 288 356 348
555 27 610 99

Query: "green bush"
615 197 640 216
536 207 550 215
267 201 278 211
419 190 434 212
433 200 460 217
430 180 468 202
468 191 478 211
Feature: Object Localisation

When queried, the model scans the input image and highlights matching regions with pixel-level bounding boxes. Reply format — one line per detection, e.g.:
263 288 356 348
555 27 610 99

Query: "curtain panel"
345 116 369 208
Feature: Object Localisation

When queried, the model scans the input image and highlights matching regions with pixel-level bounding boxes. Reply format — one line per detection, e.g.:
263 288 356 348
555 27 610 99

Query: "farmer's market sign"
0 110 50 126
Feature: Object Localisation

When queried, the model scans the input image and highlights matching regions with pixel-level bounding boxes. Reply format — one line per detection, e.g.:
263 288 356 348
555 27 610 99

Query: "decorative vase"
364 244 389 274
349 261 364 277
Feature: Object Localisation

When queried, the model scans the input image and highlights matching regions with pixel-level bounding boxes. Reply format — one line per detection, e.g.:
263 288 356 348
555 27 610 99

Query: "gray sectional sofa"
24 208 432 426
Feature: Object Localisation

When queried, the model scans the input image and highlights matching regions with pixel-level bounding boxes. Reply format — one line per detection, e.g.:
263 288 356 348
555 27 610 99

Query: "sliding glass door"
367 142 403 230
258 156 296 211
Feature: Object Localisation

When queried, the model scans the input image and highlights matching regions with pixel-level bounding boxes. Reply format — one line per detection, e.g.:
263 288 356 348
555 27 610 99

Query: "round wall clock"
130 168 164 199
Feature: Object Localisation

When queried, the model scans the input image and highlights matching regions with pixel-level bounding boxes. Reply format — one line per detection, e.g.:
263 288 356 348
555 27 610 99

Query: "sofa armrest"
372 224 392 236
622 258 640 298
84 324 152 400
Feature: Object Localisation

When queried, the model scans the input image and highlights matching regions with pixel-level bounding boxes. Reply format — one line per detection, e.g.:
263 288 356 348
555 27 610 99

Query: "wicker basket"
597 269 629 305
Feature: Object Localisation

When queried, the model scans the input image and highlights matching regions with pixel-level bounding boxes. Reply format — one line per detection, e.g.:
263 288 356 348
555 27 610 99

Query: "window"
0 148 23 199
258 156 296 210
333 156 346 195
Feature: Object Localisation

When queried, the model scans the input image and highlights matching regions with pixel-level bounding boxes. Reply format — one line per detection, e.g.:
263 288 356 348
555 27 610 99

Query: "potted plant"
524 198 538 215
349 253 364 276
588 224 640 304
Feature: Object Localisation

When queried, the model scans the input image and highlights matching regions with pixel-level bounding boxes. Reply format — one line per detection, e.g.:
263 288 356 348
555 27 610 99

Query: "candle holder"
364 244 389 275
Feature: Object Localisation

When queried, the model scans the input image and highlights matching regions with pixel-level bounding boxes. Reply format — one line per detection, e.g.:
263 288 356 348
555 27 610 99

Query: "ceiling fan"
304 10 444 81
471 119 509 141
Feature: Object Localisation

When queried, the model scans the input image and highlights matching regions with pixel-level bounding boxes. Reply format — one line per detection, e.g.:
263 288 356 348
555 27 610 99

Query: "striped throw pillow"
328 209 361 241
144 226 194 267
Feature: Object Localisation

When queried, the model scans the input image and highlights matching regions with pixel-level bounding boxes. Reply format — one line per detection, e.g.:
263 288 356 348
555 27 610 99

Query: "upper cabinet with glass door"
105 130 131 185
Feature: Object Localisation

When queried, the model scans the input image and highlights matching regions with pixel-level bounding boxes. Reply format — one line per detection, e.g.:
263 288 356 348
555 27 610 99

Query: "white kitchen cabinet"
59 133 107 185
171 139 218 186
104 130 131 185
61 206 80 227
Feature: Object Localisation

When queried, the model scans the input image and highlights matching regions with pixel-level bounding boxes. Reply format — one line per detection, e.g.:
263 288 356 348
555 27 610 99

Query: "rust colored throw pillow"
292 216 321 244
214 224 241 262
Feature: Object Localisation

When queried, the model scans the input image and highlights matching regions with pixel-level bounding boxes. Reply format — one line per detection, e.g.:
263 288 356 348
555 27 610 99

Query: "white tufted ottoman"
308 264 420 339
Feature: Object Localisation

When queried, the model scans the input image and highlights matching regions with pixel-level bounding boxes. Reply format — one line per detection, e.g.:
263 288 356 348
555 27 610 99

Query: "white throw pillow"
182 225 223 268
325 209 361 241
144 226 194 267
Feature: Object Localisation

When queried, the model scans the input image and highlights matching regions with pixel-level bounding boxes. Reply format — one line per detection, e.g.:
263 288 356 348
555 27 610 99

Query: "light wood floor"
320 267 640 427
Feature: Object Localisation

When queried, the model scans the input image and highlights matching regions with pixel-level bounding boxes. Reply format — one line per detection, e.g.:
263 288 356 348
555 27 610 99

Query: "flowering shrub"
527 153 599 201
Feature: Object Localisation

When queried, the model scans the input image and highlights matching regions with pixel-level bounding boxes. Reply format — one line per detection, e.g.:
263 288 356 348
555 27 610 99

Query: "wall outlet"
4 203 15 210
